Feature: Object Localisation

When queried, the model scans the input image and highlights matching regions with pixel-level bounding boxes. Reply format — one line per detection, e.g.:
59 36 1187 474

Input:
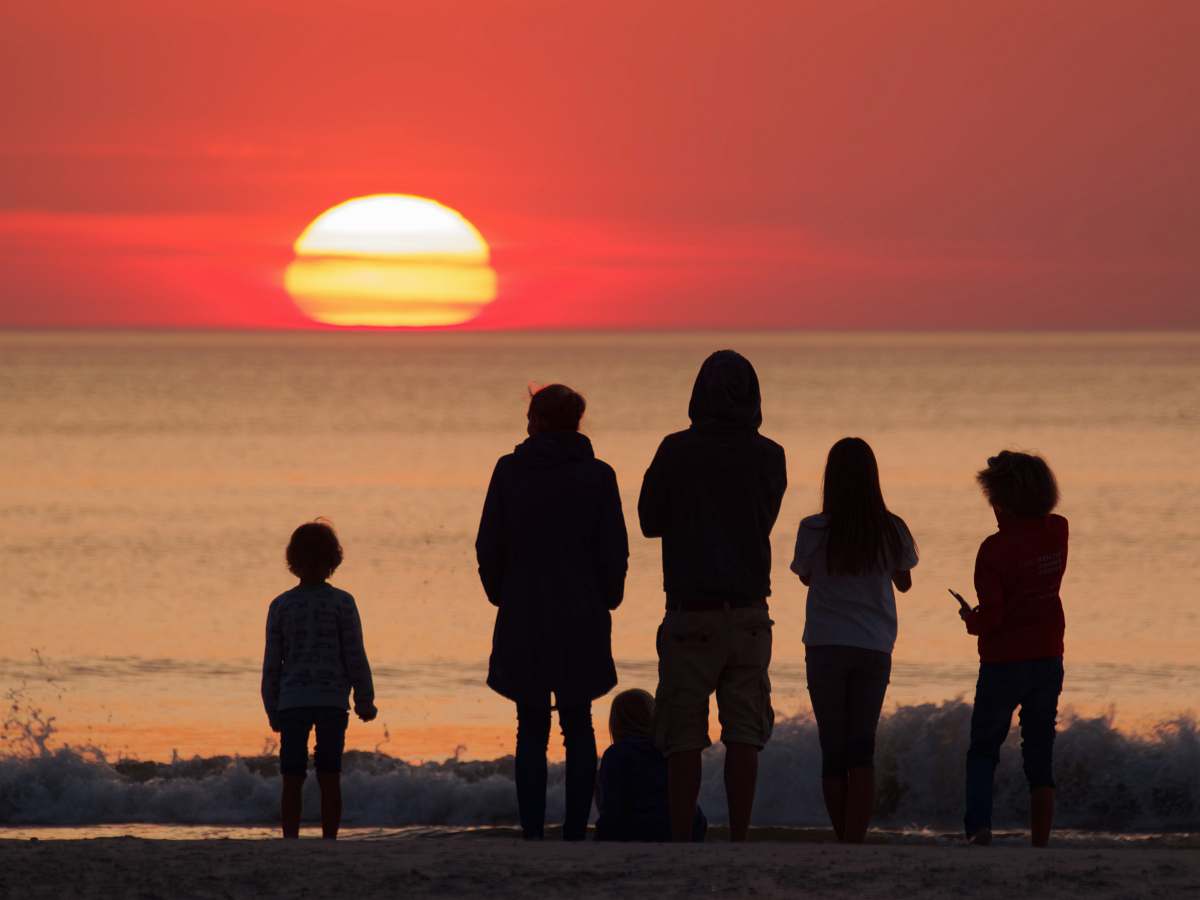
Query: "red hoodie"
965 511 1068 663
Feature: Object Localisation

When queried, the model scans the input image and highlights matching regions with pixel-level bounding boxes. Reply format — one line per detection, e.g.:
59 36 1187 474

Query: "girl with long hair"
791 437 917 842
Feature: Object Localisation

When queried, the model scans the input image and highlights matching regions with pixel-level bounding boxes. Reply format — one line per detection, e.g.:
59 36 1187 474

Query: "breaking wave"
2 698 1196 830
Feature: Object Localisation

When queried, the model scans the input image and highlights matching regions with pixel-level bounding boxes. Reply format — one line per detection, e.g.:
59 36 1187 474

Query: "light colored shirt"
790 513 918 654
261 583 374 716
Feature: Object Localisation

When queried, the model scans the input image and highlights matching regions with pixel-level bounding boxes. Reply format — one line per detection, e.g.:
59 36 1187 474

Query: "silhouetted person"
261 519 377 840
959 451 1067 848
638 350 786 842
595 689 707 842
790 438 917 843
476 384 629 840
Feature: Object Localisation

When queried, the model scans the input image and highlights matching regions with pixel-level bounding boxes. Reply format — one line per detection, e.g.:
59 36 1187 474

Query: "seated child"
958 452 1068 848
261 519 377 839
595 689 706 842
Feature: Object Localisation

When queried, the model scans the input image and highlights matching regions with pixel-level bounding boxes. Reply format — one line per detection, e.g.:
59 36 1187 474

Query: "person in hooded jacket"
638 350 787 842
476 383 629 841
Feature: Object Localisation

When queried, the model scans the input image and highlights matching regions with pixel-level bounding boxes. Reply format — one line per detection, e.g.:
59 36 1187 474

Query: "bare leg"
317 772 342 839
1030 786 1054 847
842 766 875 843
668 749 703 842
281 775 304 839
821 775 847 841
724 742 759 842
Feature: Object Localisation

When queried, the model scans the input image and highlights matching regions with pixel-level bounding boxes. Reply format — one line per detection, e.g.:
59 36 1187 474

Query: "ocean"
1 330 1197 830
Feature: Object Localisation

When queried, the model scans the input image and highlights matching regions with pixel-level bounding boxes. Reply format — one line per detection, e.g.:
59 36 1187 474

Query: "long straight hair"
822 437 902 575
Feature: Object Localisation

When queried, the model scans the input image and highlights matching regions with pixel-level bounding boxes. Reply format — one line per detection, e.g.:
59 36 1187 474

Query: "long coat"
476 431 629 707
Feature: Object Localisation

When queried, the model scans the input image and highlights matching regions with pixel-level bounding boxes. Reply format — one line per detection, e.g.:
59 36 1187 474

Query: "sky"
2 0 1197 330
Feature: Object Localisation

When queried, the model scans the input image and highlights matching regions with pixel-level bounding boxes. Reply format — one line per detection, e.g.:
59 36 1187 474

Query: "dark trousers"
515 701 597 840
805 645 891 777
964 656 1064 835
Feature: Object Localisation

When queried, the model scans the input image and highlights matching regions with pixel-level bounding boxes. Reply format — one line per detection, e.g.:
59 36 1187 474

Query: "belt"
665 593 768 612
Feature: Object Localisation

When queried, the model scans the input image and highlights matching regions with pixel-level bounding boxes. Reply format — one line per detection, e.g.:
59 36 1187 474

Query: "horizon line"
2 325 1198 337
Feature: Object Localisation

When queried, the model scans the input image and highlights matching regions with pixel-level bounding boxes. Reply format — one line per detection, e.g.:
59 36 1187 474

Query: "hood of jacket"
687 349 763 431
513 430 595 469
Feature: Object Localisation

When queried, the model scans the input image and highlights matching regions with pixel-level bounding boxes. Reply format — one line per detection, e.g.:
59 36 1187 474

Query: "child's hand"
355 703 378 723
268 715 281 733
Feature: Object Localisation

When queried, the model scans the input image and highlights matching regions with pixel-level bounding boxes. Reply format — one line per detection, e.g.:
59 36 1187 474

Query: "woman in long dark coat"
476 384 629 840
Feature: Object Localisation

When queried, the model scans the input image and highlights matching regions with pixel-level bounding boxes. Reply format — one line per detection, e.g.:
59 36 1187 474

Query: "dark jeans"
964 656 1064 835
805 645 891 777
515 701 597 841
278 706 349 777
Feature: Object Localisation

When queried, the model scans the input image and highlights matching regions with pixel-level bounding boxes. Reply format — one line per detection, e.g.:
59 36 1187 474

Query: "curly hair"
286 519 343 581
977 451 1059 518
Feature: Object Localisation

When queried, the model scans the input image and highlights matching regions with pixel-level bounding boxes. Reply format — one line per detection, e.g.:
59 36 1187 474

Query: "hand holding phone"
949 588 972 614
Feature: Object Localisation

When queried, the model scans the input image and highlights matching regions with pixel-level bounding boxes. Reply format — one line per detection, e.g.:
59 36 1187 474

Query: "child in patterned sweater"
262 519 376 839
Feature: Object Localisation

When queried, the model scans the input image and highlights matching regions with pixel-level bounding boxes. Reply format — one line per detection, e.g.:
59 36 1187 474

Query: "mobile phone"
948 588 972 613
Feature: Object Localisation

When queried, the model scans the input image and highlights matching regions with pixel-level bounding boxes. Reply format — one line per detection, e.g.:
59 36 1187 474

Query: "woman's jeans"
805 645 891 777
964 656 1064 836
515 701 597 840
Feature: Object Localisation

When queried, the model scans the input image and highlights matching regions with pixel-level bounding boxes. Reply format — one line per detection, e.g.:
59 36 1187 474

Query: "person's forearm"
637 468 667 537
349 653 375 707
606 577 626 610
478 563 504 605
638 501 665 538
353 685 375 708
339 607 376 708
261 652 281 717
261 679 279 718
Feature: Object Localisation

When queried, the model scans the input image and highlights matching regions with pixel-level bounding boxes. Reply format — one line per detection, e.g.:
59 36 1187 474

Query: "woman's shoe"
967 827 992 846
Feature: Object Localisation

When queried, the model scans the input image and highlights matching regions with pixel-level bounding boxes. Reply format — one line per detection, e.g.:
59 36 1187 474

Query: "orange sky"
2 1 1197 329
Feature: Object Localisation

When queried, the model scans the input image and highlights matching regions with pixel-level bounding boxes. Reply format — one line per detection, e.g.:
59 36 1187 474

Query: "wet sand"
2 832 1197 899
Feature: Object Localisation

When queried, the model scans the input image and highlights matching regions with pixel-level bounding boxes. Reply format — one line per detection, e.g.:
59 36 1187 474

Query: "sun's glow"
284 194 497 327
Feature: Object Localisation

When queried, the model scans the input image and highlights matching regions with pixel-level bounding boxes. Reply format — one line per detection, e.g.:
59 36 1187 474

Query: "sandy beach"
2 833 1197 900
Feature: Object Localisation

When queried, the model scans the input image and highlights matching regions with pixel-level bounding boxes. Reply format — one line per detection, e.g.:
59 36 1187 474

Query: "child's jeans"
278 706 349 777
964 657 1063 836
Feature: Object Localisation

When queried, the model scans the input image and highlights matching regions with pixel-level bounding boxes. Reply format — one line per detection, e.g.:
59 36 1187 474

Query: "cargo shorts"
653 606 775 754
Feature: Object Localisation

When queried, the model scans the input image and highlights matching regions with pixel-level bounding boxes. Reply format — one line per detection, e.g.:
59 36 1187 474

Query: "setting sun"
284 194 497 327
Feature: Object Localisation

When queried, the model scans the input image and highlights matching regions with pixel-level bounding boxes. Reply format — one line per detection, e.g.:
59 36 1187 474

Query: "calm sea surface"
1 331 1197 762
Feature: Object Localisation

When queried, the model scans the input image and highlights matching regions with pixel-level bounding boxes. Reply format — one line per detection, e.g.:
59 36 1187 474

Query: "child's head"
977 451 1059 518
608 688 655 744
527 384 586 435
286 519 343 582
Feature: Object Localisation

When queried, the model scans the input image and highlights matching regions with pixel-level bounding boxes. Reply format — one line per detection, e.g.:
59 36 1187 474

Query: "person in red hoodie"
959 451 1067 848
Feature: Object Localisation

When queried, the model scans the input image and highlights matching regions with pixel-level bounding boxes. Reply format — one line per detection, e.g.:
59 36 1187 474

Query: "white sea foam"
1 701 1195 830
